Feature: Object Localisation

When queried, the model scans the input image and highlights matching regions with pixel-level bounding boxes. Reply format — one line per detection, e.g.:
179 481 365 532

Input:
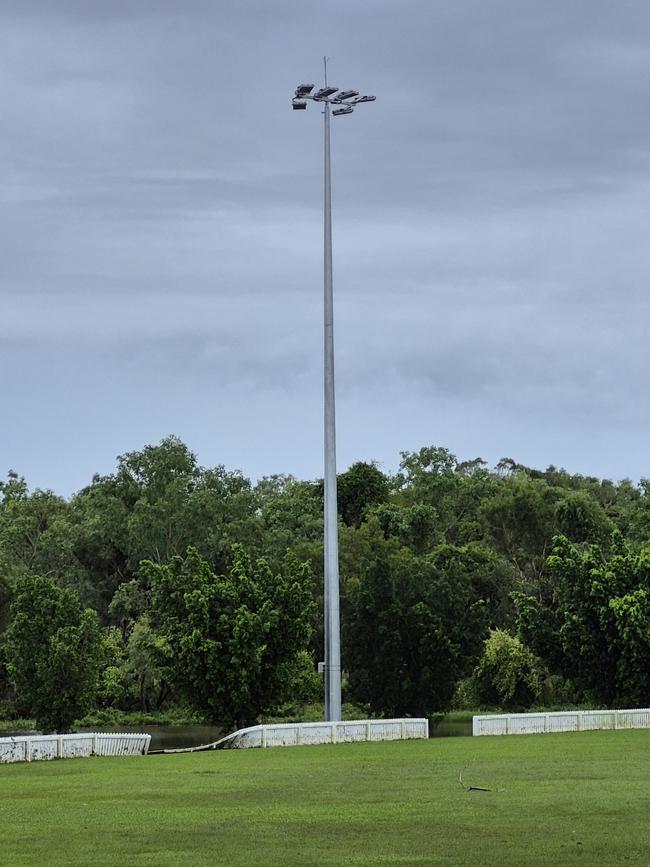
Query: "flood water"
91 718 473 750
1 718 473 751
429 717 473 738
0 724 223 752
79 724 225 752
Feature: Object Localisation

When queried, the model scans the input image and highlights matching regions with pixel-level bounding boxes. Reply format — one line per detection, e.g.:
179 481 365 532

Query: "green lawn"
2 731 650 865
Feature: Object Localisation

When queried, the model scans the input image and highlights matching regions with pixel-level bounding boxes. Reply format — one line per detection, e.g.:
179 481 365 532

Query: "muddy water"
1 718 473 751
92 719 473 749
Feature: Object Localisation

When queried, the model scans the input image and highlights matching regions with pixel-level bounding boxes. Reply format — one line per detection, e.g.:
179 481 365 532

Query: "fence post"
505 716 509 735
261 726 267 748
545 714 549 733
298 725 303 746
57 736 63 759
331 723 337 745
576 712 581 732
25 739 31 762
366 721 371 741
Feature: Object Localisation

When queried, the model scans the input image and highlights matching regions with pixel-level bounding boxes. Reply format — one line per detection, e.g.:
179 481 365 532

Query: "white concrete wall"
473 708 650 736
217 718 429 749
0 732 151 763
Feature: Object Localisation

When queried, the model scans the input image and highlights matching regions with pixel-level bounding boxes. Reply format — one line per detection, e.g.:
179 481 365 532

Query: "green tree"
71 474 134 614
373 503 438 554
145 546 315 728
6 574 102 732
95 618 171 713
95 626 129 709
72 436 261 617
0 571 11 633
336 461 389 527
628 480 650 546
123 615 171 713
554 491 613 545
344 537 487 717
395 447 500 547
118 438 258 567
473 629 543 709
256 476 323 563
108 579 149 640
0 474 81 589
480 475 558 584
515 534 650 706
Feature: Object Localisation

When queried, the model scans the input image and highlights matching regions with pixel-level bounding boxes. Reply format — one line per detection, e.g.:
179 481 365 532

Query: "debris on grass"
458 767 494 792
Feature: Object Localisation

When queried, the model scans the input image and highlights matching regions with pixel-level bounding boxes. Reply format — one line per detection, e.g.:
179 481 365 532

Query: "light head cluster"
292 83 376 115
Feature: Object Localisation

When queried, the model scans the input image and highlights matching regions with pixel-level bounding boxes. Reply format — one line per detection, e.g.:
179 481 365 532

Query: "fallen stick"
458 769 492 792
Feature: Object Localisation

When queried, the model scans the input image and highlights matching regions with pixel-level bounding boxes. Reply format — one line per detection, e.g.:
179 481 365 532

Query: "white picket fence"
473 708 650 736
158 718 429 753
0 732 151 764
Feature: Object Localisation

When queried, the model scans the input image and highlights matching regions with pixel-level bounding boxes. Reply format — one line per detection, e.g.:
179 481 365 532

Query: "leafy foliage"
2 436 650 726
6 574 102 731
473 629 543 709
344 535 488 717
515 534 650 706
336 461 389 527
145 546 315 727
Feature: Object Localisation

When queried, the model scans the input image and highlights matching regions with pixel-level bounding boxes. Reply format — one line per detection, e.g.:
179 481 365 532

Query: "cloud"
2 0 650 492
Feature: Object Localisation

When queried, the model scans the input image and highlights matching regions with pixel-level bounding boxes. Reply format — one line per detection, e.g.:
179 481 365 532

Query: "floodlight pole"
322 62 340 723
292 60 375 724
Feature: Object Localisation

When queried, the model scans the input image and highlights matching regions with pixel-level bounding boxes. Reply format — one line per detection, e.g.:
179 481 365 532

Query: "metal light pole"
292 60 376 722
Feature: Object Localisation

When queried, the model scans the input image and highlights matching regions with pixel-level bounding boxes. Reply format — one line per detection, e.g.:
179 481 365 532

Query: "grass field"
3 730 650 865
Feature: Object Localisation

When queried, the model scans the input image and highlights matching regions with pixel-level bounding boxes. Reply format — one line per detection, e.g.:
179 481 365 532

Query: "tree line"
1 436 650 732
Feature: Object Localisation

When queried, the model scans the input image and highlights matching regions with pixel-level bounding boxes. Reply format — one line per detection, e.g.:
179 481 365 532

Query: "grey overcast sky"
2 0 650 495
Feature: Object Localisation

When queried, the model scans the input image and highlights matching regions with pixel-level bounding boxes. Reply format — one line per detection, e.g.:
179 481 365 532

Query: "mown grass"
2 730 650 865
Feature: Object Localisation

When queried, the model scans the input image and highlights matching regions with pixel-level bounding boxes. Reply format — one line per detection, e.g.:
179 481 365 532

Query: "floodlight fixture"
336 90 359 101
332 106 353 116
295 84 315 97
292 99 307 110
352 95 376 103
314 86 339 100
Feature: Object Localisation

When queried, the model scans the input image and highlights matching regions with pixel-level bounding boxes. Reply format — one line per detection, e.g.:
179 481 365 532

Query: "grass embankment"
3 731 650 865
0 702 369 733
260 701 368 724
0 708 208 733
